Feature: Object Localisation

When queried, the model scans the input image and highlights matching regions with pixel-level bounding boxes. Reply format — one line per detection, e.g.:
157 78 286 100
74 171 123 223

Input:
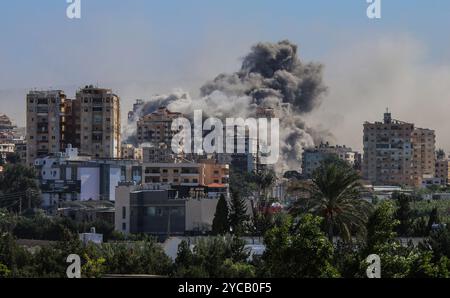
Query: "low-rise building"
0 143 15 160
115 184 219 238
34 146 142 208
142 160 229 197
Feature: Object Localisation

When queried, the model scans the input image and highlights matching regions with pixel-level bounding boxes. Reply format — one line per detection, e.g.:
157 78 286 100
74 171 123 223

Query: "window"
122 206 126 219
122 222 126 231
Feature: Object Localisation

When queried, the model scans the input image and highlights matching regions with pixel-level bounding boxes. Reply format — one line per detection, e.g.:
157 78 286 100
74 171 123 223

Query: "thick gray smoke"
200 40 327 113
126 40 332 174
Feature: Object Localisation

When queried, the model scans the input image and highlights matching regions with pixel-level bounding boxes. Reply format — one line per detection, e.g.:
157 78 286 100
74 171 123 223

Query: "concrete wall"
185 198 219 232
79 167 100 201
114 185 131 233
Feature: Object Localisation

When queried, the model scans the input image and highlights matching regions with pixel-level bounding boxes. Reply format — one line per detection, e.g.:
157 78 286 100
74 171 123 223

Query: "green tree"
212 194 230 235
290 159 372 242
229 191 249 236
82 253 106 278
366 201 398 251
229 170 257 198
0 262 11 278
421 225 450 260
173 236 253 278
248 199 274 237
363 201 419 278
253 169 276 201
0 165 41 213
427 207 439 234
393 192 413 237
261 214 340 278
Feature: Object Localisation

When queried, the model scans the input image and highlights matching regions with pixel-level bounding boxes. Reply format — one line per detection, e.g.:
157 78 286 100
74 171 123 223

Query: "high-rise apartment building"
136 107 182 146
76 86 121 159
363 111 436 187
26 90 66 166
26 86 121 165
436 159 450 185
411 128 436 185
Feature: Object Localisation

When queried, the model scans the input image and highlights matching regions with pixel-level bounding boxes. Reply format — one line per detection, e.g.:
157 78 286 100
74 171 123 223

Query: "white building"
34 146 141 208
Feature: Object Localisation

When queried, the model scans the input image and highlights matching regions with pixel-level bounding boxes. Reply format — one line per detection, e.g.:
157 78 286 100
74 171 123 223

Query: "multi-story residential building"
0 114 15 131
0 143 15 160
63 97 81 149
302 142 357 178
142 161 229 186
436 159 450 185
142 143 183 163
26 90 66 166
34 146 142 209
142 160 229 198
14 139 27 165
115 183 219 237
77 86 121 159
363 111 436 187
412 128 436 185
26 86 121 165
128 99 145 122
136 107 182 146
121 143 143 160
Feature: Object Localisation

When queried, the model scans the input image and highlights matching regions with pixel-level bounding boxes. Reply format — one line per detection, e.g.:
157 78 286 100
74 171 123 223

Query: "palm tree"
254 169 276 201
289 159 372 242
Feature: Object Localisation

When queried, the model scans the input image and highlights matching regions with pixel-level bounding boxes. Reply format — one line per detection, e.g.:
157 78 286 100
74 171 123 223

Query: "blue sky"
1 0 450 151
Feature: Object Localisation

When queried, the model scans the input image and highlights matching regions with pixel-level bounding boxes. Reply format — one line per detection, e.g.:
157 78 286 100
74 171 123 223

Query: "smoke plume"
126 40 331 174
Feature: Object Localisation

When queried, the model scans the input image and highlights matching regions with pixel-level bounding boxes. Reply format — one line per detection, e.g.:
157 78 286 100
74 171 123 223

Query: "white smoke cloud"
307 34 450 154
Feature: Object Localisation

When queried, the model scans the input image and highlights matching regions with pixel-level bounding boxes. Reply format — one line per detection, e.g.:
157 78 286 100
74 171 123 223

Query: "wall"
79 167 100 201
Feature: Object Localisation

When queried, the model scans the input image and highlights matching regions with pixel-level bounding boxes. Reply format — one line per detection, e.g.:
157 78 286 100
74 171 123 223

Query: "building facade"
137 107 182 146
363 111 436 187
436 159 450 185
115 184 219 237
34 146 142 208
26 90 66 166
26 86 121 165
77 86 121 159
121 143 143 160
142 160 229 189
302 142 357 178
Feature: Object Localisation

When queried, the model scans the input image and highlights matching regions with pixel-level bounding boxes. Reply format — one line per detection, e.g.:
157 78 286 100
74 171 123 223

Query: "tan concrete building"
76 86 121 159
412 128 436 185
26 90 66 166
142 160 229 188
121 143 143 160
137 107 182 146
363 111 436 187
26 87 121 165
436 159 450 185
